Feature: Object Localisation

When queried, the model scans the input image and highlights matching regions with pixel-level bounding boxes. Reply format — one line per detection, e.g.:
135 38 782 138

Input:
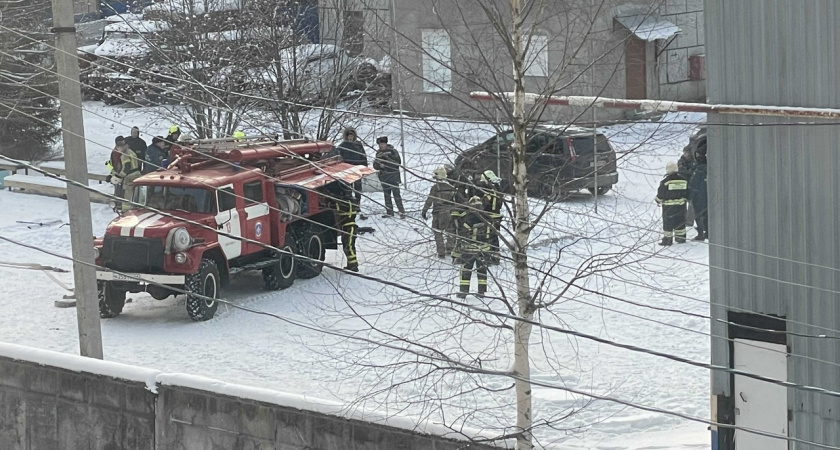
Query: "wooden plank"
4 174 111 204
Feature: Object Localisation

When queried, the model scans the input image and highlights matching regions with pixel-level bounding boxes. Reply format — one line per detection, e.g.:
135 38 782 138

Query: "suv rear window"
569 135 612 155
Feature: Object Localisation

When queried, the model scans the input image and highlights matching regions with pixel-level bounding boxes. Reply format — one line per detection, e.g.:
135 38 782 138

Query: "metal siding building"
706 1 840 448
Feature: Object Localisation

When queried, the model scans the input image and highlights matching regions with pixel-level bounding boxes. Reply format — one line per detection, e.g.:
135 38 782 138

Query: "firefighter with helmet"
233 130 246 141
457 195 492 298
478 169 503 265
331 180 360 272
165 125 182 160
421 166 457 258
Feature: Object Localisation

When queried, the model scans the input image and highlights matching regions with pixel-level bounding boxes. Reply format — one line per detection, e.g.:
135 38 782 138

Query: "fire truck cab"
94 136 374 321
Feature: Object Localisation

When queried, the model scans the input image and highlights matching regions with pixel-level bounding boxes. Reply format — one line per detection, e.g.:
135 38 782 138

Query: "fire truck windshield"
132 185 215 214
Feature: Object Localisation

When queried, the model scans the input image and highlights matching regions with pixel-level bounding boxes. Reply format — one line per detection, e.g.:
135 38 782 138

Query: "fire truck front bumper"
96 271 185 285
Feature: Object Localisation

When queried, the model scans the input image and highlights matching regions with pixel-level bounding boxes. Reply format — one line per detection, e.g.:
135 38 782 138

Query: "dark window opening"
243 181 264 204
218 186 237 211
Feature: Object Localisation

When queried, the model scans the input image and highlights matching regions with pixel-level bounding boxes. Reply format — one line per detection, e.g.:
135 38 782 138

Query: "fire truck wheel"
296 229 325 279
263 242 296 290
185 258 220 321
98 281 126 318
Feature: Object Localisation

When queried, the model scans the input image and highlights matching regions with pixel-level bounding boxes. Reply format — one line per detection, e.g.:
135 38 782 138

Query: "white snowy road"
0 105 711 449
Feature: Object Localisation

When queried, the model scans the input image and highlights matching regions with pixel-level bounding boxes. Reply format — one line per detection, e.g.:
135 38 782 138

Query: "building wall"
320 0 705 118
706 0 840 448
657 0 705 101
0 345 506 450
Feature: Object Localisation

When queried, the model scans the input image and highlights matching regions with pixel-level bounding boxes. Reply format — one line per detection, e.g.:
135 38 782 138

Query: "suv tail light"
566 137 577 162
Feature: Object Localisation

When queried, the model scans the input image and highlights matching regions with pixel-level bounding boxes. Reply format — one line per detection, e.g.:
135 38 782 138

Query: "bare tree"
0 0 60 161
301 0 674 448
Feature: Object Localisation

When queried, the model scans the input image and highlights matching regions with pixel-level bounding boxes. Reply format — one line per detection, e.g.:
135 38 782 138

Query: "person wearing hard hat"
232 130 246 141
164 125 182 160
456 195 492 298
421 166 458 258
655 161 689 246
478 169 503 265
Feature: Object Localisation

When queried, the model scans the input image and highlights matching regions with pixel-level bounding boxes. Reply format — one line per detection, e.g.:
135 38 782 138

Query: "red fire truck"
94 136 374 321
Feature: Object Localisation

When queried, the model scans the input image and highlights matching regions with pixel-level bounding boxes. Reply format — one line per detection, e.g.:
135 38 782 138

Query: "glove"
105 175 112 183
421 211 428 220
110 175 123 186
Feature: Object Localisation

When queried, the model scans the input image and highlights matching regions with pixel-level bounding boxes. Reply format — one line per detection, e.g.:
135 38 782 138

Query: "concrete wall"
0 344 505 450
0 357 156 449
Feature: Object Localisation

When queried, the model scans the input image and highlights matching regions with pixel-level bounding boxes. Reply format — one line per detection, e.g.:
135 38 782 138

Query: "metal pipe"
469 91 840 119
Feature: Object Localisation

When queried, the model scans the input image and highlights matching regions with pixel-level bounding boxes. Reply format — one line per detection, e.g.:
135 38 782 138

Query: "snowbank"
0 342 161 393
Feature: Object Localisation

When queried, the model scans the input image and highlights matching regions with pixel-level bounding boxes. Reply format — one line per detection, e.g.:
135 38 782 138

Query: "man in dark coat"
336 128 368 217
677 146 696 179
421 166 457 257
373 136 405 218
689 153 708 241
125 126 147 162
143 136 168 174
456 196 491 298
655 161 689 246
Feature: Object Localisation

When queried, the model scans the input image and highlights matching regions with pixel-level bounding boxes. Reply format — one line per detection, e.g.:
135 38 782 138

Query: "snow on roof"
106 13 144 23
143 0 242 15
94 37 150 59
616 15 680 41
104 20 170 34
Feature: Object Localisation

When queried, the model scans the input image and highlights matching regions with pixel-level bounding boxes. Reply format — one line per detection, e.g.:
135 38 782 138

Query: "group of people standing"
334 128 503 298
656 143 708 245
107 125 183 211
422 166 503 298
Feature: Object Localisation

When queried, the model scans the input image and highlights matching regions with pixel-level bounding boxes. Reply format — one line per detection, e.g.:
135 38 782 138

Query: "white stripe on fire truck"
134 214 163 238
119 212 154 237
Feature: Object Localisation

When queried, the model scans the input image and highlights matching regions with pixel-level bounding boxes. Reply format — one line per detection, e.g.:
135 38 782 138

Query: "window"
421 29 452 92
243 181 264 204
133 185 214 213
524 35 548 77
218 187 237 212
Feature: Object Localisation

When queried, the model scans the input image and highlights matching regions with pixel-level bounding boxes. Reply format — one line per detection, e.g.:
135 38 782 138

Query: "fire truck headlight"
171 227 192 252
174 252 188 264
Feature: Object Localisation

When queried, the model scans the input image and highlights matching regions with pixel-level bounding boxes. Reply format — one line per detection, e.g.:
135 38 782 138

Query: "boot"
659 237 672 246
675 237 686 244
693 231 706 241
456 292 468 299
344 264 359 272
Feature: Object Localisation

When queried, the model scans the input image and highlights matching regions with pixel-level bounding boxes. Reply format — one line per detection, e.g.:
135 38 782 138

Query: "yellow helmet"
232 130 245 140
168 125 180 134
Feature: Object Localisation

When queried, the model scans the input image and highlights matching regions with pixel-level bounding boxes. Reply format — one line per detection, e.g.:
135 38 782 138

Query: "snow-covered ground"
0 104 711 449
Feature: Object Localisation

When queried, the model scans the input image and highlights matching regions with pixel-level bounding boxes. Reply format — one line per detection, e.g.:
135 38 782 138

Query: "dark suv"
454 125 619 199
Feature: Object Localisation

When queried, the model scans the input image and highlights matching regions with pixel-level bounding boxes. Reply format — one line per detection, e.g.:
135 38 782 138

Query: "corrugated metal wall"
706 1 840 447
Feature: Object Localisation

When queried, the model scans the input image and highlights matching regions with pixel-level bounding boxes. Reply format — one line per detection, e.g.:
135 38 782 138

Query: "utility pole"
51 0 103 359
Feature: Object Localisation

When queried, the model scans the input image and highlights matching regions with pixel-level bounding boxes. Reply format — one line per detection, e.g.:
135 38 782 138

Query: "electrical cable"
0 231 838 450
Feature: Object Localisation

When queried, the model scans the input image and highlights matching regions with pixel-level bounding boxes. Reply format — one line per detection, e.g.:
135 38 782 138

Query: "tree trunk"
509 0 534 448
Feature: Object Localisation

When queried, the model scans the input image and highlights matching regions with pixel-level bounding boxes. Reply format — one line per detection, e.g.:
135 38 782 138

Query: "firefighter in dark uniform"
457 196 492 298
421 166 458 257
450 170 480 263
655 161 689 246
332 181 359 271
478 169 503 265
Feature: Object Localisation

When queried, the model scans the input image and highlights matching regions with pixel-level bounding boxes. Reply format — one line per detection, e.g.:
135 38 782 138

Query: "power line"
1 231 838 450
5 76 840 349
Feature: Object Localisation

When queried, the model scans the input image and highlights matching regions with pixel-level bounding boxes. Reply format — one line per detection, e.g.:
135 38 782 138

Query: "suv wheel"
587 186 611 196
263 241 297 290
98 281 126 318
297 227 325 279
185 258 220 321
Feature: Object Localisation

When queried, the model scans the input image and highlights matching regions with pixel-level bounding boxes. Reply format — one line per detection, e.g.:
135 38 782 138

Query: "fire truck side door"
241 180 271 253
215 184 242 259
